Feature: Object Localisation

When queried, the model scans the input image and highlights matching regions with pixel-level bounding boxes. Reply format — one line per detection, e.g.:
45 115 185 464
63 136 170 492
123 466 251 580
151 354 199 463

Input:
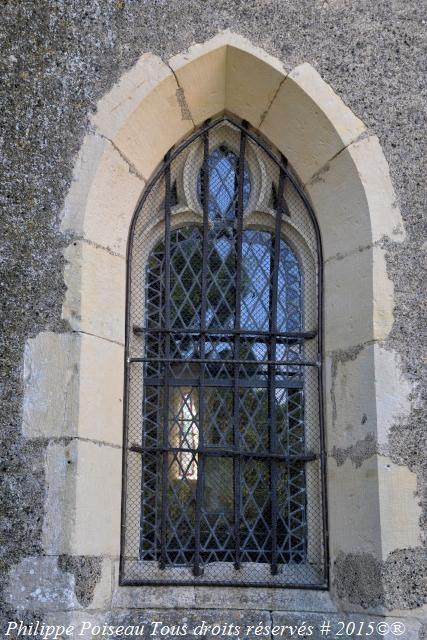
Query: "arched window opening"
121 118 327 588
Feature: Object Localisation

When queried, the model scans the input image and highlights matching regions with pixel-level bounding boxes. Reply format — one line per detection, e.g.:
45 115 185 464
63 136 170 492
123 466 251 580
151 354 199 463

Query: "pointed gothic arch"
23 32 420 611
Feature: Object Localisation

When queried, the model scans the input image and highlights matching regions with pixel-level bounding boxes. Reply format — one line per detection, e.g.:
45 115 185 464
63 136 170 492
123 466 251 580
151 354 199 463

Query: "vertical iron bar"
193 131 210 576
121 116 327 587
299 350 308 565
268 162 286 574
159 156 172 570
233 130 246 570
317 219 329 586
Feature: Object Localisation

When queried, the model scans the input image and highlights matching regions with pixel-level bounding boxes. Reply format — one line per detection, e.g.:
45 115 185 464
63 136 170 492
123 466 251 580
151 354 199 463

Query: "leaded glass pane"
122 118 326 588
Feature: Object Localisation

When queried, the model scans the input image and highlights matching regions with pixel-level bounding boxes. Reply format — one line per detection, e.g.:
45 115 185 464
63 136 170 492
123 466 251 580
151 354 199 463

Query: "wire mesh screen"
121 117 327 588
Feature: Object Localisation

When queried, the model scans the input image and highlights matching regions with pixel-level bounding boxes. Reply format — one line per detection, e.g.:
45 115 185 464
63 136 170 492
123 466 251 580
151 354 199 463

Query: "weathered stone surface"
194 586 337 613
76 141 145 257
4 557 80 612
102 609 272 639
328 457 382 558
169 39 227 124
63 241 126 344
377 458 422 558
326 342 412 454
324 246 393 352
272 611 422 640
77 333 124 446
22 332 79 439
169 33 288 126
227 43 286 126
1 0 426 628
329 454 421 560
43 442 74 555
91 53 172 142
261 62 365 184
113 73 194 180
57 555 102 608
112 583 196 609
42 439 122 557
23 331 124 445
71 440 122 556
334 548 427 612
306 136 404 263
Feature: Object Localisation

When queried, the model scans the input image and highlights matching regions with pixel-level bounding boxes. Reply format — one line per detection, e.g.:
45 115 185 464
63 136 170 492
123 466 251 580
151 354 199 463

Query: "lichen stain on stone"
57 555 102 607
175 87 192 121
330 343 365 426
331 432 377 467
381 231 427 541
334 552 384 610
388 409 427 536
334 548 427 610
382 547 427 610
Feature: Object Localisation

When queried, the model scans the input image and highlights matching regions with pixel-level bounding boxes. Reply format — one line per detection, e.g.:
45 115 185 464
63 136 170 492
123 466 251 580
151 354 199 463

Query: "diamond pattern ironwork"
239 388 269 453
240 460 271 563
169 227 203 329
122 119 326 588
241 230 272 331
277 242 302 332
198 145 250 222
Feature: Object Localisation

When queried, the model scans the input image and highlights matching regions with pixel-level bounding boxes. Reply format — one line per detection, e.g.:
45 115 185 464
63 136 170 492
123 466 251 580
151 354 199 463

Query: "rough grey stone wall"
1 0 426 631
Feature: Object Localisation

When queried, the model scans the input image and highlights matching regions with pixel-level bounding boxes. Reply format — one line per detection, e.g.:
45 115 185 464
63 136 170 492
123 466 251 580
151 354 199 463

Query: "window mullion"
268 162 286 575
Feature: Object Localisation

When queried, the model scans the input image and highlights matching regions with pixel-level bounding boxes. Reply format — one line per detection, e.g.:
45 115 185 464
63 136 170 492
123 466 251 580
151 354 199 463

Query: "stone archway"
21 31 420 615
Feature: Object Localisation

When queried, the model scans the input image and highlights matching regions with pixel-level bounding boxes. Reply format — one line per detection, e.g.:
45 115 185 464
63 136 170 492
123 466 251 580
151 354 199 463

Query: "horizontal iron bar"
143 376 303 389
129 444 316 463
128 356 320 367
120 577 328 590
133 325 317 340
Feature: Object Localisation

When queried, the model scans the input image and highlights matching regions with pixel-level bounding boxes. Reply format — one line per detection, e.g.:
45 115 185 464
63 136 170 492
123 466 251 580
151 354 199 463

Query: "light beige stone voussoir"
226 44 286 126
113 71 194 180
77 333 124 447
169 41 227 124
173 29 286 78
71 439 122 556
324 246 394 352
346 134 405 243
306 135 404 261
83 140 145 257
328 456 381 558
261 62 366 184
61 132 108 237
62 241 126 344
168 31 288 127
91 52 172 141
290 62 366 146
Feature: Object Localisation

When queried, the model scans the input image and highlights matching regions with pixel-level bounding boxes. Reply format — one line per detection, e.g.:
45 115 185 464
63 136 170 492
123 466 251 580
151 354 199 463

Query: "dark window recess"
121 117 328 588
171 180 178 207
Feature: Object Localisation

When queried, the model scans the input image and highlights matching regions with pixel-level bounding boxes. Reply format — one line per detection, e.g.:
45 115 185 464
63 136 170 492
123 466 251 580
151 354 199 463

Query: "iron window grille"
120 117 328 588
